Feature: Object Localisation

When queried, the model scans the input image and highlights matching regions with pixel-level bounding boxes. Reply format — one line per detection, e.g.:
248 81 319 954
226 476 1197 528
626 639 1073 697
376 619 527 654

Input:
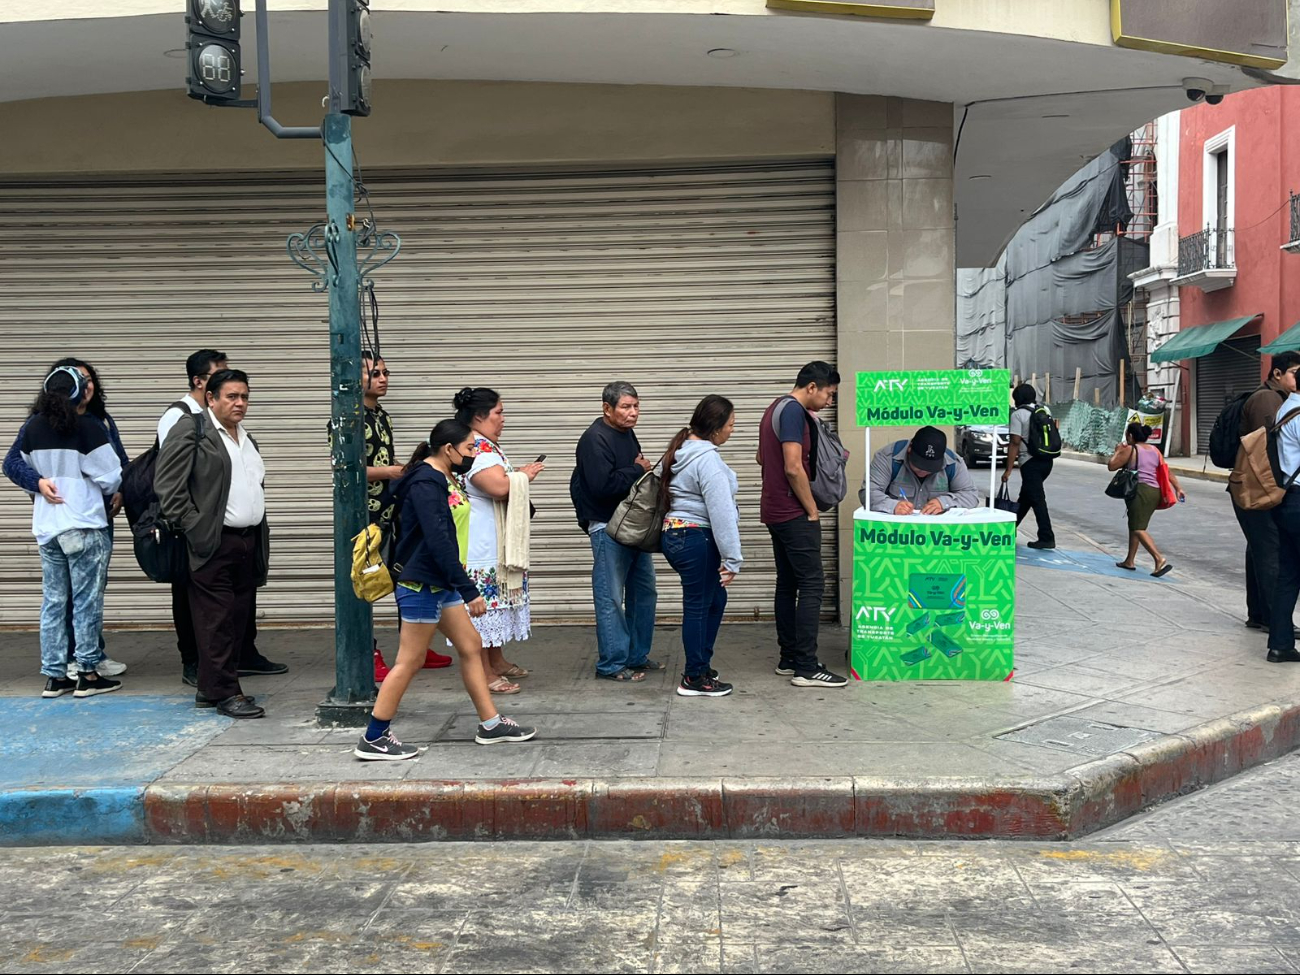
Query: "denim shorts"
394 584 464 624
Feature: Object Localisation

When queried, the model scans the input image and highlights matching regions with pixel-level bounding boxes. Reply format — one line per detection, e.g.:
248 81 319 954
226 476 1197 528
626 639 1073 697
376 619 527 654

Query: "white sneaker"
96 657 128 677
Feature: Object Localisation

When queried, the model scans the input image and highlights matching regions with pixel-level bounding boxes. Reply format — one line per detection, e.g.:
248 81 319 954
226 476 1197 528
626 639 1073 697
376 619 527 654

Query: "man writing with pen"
862 426 982 514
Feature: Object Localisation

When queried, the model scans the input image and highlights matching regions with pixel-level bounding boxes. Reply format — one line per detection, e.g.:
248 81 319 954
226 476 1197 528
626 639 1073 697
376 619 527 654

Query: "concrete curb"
4 699 1295 847
1061 449 1229 484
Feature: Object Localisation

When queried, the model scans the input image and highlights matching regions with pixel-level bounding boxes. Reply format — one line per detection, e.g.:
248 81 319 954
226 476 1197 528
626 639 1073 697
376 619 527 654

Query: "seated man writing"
861 426 982 515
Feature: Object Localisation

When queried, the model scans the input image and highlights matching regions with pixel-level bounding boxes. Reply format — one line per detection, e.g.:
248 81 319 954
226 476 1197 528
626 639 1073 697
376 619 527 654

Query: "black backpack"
1209 386 1266 469
1023 406 1062 459
121 404 203 583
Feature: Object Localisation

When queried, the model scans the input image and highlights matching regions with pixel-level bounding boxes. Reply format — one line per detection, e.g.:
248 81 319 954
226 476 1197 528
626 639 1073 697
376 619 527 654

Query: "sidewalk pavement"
5 521 1300 846
1062 449 1229 484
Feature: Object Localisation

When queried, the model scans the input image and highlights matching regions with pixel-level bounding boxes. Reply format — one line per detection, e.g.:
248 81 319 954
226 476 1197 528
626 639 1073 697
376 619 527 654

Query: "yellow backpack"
350 524 394 603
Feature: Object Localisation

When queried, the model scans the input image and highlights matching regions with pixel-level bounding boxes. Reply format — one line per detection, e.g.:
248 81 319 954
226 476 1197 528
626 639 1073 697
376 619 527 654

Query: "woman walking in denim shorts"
659 395 743 698
354 418 537 760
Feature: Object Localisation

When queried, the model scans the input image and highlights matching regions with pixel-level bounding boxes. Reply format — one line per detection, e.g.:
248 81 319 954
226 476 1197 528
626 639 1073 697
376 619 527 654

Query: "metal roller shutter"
0 159 837 626
1195 336 1260 454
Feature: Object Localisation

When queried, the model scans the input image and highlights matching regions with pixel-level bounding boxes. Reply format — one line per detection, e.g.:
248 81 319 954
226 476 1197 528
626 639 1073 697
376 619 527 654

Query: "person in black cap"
863 426 981 514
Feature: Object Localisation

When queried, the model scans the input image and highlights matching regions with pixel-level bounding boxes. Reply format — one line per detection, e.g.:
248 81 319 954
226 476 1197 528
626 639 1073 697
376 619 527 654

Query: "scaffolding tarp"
956 260 1006 366
959 137 1146 405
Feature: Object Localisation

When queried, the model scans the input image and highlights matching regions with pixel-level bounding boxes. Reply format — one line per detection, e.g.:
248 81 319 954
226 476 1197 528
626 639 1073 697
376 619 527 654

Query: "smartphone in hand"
535 454 547 463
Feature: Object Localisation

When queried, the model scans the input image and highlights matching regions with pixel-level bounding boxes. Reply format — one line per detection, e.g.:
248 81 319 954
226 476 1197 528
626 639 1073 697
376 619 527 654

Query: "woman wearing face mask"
354 419 538 760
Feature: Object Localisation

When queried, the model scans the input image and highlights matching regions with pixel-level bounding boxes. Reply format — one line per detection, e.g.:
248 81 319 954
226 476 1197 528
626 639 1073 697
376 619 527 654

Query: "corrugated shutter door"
1195 336 1260 454
0 160 837 626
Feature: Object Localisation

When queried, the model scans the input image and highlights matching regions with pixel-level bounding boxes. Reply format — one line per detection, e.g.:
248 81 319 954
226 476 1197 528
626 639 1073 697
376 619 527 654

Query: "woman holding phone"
452 387 545 693
354 418 537 760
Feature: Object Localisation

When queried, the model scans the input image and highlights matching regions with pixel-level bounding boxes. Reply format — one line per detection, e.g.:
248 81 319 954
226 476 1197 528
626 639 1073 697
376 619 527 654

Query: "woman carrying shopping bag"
1108 422 1185 577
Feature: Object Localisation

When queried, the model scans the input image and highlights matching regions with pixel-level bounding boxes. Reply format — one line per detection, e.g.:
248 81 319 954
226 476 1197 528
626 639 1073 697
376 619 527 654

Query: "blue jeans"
661 527 727 678
590 528 657 675
394 584 464 625
39 528 112 678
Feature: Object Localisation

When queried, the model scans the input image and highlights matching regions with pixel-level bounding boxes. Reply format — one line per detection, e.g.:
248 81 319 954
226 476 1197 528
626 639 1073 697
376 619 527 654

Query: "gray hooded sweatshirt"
663 439 744 573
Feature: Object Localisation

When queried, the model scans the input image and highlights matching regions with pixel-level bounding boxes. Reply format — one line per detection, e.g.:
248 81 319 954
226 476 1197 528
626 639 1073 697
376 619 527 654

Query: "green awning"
1149 315 1261 364
1260 320 1300 355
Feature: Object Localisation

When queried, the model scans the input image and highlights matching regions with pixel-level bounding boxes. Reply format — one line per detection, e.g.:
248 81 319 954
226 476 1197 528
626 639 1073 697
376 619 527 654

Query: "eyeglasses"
369 369 391 379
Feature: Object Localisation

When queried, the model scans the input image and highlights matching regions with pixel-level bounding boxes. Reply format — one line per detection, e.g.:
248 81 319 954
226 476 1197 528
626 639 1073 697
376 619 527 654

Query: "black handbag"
132 513 189 583
1105 446 1140 501
994 483 1019 513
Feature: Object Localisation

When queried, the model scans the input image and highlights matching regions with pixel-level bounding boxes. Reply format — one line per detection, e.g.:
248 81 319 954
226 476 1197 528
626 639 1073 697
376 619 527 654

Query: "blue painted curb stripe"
0 787 144 846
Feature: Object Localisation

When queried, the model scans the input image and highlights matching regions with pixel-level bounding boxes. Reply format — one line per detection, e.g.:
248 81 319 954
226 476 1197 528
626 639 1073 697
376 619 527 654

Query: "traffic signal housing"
343 0 372 116
186 0 242 101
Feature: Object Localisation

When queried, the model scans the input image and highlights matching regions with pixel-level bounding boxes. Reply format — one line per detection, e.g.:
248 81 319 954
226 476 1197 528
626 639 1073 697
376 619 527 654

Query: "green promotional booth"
851 370 1016 681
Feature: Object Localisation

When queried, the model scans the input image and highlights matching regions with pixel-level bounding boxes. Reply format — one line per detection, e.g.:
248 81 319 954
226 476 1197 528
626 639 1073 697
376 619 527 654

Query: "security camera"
1206 94 1224 105
1183 77 1215 102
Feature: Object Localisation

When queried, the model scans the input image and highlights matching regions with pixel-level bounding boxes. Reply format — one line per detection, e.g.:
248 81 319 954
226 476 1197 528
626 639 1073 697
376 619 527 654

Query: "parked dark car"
957 424 1010 468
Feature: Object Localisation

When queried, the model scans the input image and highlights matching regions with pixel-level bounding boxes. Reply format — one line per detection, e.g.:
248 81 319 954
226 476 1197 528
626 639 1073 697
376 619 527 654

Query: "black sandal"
1115 562 1137 571
1152 562 1173 578
596 668 646 682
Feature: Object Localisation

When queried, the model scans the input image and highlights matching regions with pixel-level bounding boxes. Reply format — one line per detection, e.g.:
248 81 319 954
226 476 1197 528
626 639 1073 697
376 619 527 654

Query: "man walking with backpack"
1004 382 1059 550
1225 352 1300 633
758 361 847 688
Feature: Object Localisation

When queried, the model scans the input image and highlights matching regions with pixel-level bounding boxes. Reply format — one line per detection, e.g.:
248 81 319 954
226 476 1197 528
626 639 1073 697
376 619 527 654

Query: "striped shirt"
20 413 122 546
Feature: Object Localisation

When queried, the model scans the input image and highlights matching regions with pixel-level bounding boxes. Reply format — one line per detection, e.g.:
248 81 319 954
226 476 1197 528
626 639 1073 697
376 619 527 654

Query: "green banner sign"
851 511 1015 681
856 369 1011 427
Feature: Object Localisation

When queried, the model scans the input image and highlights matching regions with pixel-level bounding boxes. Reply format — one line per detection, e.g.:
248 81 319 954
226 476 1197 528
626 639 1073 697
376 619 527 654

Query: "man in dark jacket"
1236 351 1300 632
155 369 269 719
570 381 660 682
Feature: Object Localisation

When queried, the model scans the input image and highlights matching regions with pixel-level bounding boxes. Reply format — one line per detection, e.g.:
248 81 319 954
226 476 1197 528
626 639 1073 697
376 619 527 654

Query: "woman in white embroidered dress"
453 387 545 694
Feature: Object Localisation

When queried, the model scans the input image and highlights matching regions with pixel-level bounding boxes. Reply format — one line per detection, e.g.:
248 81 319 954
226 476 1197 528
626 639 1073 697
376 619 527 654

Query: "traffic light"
186 0 242 101
343 0 372 116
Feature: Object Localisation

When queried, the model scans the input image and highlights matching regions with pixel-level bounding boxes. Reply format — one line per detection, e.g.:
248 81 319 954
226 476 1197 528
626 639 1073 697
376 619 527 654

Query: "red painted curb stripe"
130 699 1300 845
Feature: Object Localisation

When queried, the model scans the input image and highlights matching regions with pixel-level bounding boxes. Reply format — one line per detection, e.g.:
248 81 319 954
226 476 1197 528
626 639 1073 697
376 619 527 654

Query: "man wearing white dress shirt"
158 350 287 688
1268 357 1300 664
155 369 270 718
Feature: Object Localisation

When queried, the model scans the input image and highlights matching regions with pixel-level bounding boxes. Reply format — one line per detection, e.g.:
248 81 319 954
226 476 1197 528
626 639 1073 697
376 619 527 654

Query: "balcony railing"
1178 227 1234 276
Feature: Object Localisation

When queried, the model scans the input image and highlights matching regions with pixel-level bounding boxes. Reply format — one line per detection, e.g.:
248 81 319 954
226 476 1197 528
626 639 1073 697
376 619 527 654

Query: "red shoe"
423 650 453 669
373 648 391 683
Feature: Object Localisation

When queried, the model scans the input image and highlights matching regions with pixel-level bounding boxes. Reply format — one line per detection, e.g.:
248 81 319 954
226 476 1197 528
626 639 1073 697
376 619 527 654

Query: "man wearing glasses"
351 352 453 678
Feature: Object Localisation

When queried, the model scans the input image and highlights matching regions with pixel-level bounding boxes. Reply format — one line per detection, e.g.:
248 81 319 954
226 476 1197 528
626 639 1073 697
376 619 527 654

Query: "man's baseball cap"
909 426 948 474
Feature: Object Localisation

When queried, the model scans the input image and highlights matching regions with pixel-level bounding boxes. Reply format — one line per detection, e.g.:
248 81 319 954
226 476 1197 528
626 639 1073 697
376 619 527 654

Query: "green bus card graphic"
851 519 1015 681
908 573 966 609
856 369 1011 428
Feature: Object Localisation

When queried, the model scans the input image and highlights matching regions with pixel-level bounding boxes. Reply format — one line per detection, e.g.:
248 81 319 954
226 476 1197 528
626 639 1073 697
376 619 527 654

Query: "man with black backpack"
1004 383 1060 550
133 350 286 687
1226 352 1300 633
757 361 847 688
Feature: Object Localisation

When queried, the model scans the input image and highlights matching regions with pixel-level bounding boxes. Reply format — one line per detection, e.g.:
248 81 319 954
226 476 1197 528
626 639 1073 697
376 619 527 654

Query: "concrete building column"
835 93 956 616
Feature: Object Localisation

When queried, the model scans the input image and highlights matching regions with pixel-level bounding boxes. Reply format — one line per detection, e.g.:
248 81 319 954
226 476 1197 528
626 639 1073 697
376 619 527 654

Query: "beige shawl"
494 470 531 599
